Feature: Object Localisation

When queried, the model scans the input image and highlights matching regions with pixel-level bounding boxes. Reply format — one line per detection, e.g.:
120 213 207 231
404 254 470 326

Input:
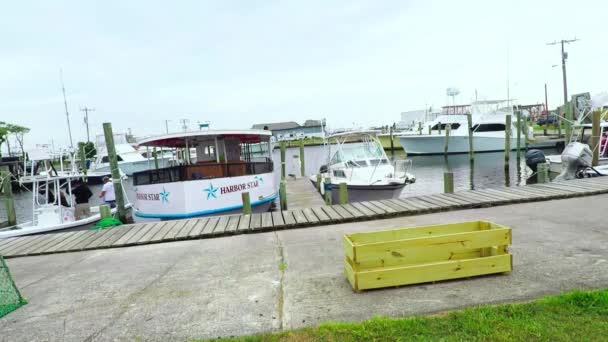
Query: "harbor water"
4 146 556 224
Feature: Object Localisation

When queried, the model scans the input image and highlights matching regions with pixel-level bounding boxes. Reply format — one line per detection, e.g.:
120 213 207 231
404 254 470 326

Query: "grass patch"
207 289 608 341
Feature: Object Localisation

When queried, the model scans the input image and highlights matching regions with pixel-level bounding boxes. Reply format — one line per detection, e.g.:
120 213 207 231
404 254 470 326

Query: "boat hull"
311 181 406 203
397 135 520 155
92 158 172 176
134 172 277 219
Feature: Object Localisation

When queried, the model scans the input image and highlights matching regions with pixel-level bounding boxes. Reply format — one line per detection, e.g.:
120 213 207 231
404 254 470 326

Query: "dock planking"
4 176 608 258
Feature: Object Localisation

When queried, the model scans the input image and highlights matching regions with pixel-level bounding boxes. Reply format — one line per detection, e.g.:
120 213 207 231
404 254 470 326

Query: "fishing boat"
545 122 608 173
0 150 129 238
310 130 415 203
88 133 172 177
396 100 527 155
132 129 277 219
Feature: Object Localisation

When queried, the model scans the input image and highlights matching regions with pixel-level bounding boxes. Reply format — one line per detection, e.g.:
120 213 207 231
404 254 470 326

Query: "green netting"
91 217 123 230
0 256 27 318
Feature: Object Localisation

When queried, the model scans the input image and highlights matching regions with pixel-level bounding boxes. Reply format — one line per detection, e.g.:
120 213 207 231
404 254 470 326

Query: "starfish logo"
204 183 218 199
159 187 170 203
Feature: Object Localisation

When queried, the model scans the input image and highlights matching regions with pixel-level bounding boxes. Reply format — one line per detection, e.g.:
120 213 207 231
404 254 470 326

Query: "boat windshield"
330 142 385 166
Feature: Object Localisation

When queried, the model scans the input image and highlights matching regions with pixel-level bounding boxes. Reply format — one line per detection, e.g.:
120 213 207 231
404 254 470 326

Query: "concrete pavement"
1 194 608 341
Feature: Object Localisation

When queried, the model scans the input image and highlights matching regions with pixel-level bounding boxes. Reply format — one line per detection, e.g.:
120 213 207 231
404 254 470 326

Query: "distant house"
252 119 325 141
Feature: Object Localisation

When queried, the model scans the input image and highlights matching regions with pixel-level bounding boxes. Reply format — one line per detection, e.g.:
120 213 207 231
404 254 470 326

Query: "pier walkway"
285 177 325 209
2 194 607 340
1 177 608 258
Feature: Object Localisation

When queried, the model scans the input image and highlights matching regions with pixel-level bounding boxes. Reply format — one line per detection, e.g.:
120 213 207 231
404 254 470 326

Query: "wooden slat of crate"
347 254 512 291
272 211 285 228
351 228 511 269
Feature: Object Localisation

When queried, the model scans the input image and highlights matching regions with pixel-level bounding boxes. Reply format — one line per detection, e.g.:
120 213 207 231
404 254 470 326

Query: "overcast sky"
1 1 606 150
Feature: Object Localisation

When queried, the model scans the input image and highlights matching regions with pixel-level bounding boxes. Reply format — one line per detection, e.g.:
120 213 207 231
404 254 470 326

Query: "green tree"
0 122 30 159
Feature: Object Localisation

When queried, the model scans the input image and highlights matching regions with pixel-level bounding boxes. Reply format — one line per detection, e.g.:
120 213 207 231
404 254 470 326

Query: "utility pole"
60 69 74 148
544 83 549 116
80 106 95 143
547 38 579 138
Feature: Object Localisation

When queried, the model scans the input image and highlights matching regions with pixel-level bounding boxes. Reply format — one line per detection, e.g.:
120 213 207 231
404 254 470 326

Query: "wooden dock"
286 177 325 209
1 176 608 258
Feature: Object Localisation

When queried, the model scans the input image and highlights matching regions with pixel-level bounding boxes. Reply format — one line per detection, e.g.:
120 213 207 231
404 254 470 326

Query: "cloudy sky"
1 1 605 150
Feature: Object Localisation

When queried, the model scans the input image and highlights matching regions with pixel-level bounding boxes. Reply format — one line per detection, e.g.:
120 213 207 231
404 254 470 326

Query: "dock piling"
443 172 454 193
428 125 431 135
338 182 348 204
299 139 305 177
537 163 549 183
505 115 511 164
443 124 450 157
438 122 442 135
279 181 287 210
99 205 112 219
0 166 16 226
103 122 133 223
592 110 601 166
242 192 252 215
324 178 332 205
153 147 159 170
389 126 394 153
418 122 422 135
79 144 88 180
316 174 322 193
280 142 286 180
516 111 522 161
467 114 474 161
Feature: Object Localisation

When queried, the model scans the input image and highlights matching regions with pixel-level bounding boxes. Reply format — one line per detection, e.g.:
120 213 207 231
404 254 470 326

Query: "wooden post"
324 178 332 205
316 174 322 193
79 144 88 180
280 141 286 180
516 111 522 161
338 182 348 204
103 122 133 223
299 139 305 177
443 172 454 193
592 110 601 166
418 122 422 135
537 163 549 183
565 102 573 141
466 114 474 161
504 115 511 163
389 126 394 152
99 204 112 219
153 147 159 170
279 180 287 210
242 192 252 214
0 166 16 226
443 124 450 156
438 122 442 135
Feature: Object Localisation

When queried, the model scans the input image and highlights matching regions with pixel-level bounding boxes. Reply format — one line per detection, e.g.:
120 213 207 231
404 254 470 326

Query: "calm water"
4 146 555 223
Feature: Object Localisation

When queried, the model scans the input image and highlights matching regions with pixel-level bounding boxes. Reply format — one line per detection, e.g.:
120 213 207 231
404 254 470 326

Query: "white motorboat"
0 150 130 239
310 130 415 203
396 100 528 155
546 122 608 173
132 129 277 219
89 133 172 176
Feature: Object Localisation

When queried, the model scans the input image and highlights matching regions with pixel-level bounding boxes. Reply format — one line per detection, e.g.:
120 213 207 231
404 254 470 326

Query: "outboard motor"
319 165 328 174
525 149 546 173
555 142 593 182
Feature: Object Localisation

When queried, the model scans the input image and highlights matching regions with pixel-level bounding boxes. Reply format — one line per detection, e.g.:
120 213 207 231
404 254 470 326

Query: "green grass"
207 289 608 341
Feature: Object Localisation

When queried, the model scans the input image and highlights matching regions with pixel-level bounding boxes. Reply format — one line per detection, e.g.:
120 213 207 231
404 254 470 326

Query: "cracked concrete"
2 195 608 341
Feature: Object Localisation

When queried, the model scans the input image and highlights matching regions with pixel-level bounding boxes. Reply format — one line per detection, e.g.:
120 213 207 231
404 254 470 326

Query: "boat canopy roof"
326 130 380 140
137 129 272 148
576 122 608 128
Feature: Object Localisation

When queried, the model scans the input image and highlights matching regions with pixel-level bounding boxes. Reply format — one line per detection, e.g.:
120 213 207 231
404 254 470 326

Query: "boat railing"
133 161 274 186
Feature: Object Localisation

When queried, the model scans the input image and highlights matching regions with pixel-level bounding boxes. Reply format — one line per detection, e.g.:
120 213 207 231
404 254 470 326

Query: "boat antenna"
60 69 74 149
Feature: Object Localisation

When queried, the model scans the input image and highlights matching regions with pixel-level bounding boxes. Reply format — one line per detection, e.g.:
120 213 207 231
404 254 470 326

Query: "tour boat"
132 130 277 219
310 130 415 203
0 150 129 238
396 100 529 155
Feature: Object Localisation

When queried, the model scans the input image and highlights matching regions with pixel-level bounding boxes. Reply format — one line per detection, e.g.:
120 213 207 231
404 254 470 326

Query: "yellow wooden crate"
343 221 512 291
